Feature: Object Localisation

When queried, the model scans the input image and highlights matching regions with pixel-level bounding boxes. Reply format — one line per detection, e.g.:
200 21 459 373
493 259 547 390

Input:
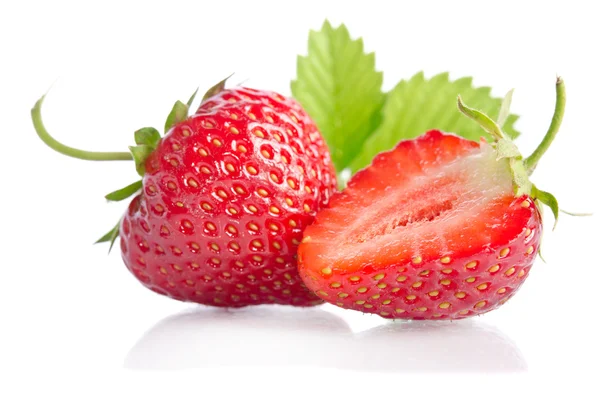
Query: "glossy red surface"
121 87 337 306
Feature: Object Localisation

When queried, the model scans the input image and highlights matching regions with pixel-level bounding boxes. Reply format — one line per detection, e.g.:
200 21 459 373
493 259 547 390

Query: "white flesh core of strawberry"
334 142 514 261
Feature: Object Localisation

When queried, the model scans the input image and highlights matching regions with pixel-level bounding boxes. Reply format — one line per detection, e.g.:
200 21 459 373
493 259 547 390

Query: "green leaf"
201 74 233 103
350 72 520 173
134 127 161 148
129 145 153 176
532 185 560 230
164 100 188 133
105 180 143 202
95 220 120 253
291 20 384 171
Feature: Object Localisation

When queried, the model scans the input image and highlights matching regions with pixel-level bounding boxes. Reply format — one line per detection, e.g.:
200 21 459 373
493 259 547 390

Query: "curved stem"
524 77 566 173
31 95 132 161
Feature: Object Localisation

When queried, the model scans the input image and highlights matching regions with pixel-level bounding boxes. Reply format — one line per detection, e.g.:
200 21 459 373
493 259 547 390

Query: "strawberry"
32 81 337 307
298 78 567 319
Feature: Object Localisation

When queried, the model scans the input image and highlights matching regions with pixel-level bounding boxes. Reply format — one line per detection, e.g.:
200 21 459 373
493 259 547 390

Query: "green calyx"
457 77 566 230
95 220 121 252
201 74 233 103
31 78 231 252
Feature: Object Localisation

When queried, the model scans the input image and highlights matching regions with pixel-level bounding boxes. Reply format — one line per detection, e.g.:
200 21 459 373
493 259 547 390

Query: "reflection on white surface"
125 306 526 372
349 321 527 372
125 306 353 370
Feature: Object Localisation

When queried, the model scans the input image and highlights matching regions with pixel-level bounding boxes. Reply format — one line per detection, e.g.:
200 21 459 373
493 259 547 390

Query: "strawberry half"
32 80 337 307
298 78 566 319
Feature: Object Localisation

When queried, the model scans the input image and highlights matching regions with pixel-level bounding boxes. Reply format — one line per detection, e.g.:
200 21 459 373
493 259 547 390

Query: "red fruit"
298 79 567 319
32 84 337 307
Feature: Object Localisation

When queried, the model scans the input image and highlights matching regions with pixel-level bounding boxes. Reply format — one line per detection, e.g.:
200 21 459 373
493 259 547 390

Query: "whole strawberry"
32 81 337 307
298 78 566 319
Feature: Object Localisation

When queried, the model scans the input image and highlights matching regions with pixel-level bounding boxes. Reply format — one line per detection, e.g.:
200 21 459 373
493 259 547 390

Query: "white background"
1 0 599 395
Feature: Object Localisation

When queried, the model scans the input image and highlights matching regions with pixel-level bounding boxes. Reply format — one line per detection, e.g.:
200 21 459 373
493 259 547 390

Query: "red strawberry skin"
298 130 541 319
120 87 337 307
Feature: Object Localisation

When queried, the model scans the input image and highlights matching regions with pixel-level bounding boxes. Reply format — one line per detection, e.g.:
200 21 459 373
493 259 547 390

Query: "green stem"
31 95 132 161
524 76 566 173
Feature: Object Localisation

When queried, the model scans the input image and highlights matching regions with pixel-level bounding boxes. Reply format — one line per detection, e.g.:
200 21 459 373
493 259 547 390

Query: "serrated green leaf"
129 145 153 176
532 185 560 230
105 180 143 202
201 74 233 103
350 72 520 173
291 20 384 171
95 220 120 253
164 100 188 133
134 127 161 148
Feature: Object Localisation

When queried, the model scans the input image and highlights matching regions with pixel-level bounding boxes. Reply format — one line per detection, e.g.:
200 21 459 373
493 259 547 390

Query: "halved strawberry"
298 78 566 320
